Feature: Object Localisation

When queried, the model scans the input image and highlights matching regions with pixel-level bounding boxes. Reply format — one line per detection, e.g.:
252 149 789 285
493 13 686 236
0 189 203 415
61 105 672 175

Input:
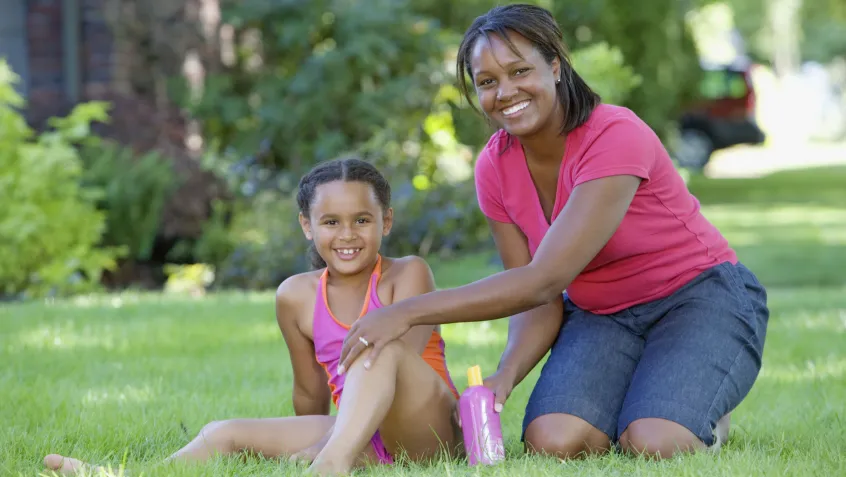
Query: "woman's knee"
619 418 705 459
524 414 611 459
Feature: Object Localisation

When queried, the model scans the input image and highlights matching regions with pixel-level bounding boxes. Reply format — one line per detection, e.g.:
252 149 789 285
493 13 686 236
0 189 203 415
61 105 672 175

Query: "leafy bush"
193 190 308 290
178 0 449 173
382 178 490 258
0 61 122 298
77 139 180 262
554 0 702 139
571 42 642 106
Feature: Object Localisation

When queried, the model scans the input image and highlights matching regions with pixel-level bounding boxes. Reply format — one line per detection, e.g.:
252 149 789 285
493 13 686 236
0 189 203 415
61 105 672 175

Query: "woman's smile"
502 100 531 118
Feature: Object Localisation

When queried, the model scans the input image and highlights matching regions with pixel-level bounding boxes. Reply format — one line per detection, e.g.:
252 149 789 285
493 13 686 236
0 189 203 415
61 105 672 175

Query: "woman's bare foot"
43 454 101 475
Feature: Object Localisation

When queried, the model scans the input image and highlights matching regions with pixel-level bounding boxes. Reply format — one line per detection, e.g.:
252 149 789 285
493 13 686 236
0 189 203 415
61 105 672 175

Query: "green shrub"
194 190 308 290
178 0 448 172
0 60 122 298
77 139 179 262
570 42 642 106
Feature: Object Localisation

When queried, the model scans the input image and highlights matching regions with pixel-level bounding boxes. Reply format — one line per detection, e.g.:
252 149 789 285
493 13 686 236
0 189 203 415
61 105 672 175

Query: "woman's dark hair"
296 157 391 270
455 4 600 136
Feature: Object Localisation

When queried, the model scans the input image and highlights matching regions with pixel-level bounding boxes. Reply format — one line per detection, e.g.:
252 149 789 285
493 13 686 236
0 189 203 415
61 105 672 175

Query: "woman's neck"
516 109 568 164
519 130 566 164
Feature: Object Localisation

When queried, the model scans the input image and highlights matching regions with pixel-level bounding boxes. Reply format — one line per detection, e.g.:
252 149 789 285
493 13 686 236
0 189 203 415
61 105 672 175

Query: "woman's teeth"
338 248 360 256
503 100 529 116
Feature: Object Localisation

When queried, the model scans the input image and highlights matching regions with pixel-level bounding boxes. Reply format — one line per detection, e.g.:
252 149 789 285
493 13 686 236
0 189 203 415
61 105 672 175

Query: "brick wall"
80 0 114 99
25 0 65 126
24 0 116 126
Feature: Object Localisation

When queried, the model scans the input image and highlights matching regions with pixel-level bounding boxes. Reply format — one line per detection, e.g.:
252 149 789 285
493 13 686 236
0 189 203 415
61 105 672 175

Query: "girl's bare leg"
309 340 461 475
44 415 381 475
166 415 336 462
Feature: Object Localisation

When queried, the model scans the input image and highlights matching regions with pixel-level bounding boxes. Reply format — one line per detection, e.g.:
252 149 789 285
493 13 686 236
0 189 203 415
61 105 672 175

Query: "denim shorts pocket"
624 296 666 318
716 262 755 315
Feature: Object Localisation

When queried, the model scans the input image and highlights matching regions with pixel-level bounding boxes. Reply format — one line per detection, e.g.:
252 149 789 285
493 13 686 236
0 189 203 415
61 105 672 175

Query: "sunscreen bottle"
458 365 505 465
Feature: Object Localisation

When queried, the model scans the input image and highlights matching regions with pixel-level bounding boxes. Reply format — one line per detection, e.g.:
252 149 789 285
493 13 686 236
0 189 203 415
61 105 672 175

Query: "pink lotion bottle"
458 365 505 465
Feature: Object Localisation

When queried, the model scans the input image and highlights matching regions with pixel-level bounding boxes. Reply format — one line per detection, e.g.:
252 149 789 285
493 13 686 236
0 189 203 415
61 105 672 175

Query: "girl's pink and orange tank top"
312 255 458 408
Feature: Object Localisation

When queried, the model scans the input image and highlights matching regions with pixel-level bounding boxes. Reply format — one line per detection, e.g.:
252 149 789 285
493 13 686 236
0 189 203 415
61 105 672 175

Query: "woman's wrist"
402 297 427 328
496 362 520 379
497 354 527 382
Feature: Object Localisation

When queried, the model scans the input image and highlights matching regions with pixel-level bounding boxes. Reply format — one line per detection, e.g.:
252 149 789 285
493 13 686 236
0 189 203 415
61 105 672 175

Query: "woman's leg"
309 339 460 475
617 262 769 459
521 299 646 459
44 415 381 474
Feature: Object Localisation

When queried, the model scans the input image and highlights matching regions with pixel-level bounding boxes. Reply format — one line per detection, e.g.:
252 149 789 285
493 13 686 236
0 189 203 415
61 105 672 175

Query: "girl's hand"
289 442 324 466
288 428 331 465
338 306 411 374
288 444 322 465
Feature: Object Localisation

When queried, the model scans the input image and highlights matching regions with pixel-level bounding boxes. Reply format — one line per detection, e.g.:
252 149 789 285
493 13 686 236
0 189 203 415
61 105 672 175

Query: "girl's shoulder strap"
368 254 384 307
373 254 383 278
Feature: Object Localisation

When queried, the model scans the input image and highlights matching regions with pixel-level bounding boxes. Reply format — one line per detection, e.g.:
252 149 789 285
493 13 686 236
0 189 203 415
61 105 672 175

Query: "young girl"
44 157 462 476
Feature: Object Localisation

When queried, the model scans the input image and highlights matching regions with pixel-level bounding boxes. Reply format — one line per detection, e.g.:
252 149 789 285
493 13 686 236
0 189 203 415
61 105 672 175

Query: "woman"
337 3 768 461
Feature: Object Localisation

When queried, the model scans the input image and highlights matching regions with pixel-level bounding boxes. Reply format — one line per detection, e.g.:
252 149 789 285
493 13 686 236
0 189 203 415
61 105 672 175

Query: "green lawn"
2 167 845 476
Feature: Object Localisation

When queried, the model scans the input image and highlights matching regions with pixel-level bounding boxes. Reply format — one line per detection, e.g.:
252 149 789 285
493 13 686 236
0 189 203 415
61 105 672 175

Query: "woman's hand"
483 367 518 413
338 306 411 375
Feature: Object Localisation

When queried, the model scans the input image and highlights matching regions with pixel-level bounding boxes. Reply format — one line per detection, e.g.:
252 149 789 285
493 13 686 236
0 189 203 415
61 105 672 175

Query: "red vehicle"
674 62 766 170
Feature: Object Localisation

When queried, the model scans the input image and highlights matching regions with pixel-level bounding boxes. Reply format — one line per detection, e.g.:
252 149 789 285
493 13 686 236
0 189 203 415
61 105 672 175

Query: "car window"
699 70 749 100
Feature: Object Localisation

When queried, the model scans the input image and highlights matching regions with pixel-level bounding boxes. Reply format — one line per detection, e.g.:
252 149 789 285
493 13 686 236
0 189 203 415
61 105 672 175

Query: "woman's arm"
488 219 563 387
338 175 641 370
275 277 332 416
402 174 641 326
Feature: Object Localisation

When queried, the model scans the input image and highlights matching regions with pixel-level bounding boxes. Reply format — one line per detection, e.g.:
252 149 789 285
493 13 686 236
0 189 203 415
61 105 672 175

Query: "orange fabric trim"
317 360 340 407
422 331 459 398
320 255 382 330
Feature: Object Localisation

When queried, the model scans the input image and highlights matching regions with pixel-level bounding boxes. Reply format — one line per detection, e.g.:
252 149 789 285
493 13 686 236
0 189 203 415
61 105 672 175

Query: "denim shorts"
522 261 769 446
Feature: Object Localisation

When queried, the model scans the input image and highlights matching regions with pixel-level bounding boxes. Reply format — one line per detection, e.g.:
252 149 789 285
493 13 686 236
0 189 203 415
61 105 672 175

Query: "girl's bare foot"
43 454 101 475
306 454 353 476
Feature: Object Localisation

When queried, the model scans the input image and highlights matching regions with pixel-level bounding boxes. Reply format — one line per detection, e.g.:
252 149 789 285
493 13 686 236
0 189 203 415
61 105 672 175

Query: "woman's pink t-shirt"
474 104 737 315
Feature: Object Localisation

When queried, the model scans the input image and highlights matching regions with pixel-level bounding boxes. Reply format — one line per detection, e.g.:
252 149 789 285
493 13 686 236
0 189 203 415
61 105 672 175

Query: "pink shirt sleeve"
571 116 656 187
474 148 513 223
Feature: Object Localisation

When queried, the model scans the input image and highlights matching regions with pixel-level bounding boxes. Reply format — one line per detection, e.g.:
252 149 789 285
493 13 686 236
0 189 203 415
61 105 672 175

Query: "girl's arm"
276 277 332 416
487 219 563 388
